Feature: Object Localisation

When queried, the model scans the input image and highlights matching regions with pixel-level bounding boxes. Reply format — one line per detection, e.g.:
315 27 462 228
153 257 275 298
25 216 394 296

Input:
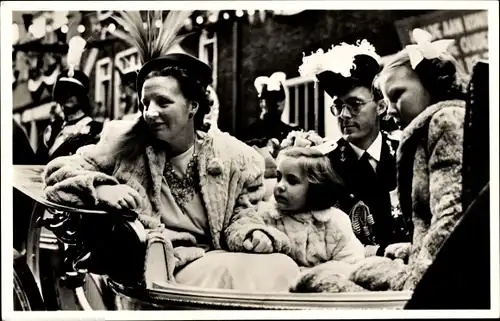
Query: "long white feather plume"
267 72 286 91
112 10 194 65
254 76 268 96
67 36 86 77
254 72 286 95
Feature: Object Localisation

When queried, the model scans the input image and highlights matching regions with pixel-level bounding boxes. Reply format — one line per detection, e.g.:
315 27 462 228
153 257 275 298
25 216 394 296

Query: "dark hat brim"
52 77 88 101
136 53 213 98
316 54 381 98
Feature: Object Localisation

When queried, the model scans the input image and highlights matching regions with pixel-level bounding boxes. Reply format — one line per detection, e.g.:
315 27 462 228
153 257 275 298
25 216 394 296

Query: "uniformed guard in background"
35 37 103 164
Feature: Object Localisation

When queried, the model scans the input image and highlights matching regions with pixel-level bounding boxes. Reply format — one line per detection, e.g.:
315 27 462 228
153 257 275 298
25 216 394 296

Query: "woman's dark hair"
278 147 348 212
375 50 469 104
112 65 213 161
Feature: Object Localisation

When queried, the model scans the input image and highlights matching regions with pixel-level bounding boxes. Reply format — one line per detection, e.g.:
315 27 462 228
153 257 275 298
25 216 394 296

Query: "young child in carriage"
237 130 367 292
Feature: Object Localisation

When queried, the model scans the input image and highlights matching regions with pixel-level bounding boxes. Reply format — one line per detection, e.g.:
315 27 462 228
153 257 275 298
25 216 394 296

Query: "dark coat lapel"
329 138 359 188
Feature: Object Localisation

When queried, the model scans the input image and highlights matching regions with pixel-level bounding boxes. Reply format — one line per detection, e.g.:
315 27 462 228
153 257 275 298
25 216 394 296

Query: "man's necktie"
359 151 377 178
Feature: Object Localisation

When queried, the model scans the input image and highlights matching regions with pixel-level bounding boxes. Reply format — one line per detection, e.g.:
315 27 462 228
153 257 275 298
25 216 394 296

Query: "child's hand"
243 230 273 253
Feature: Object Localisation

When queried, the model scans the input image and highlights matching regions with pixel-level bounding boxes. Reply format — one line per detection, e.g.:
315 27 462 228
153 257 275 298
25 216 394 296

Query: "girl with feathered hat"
42 11 299 291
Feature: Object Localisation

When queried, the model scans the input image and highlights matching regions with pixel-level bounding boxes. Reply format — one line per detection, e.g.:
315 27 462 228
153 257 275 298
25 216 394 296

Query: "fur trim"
350 256 408 291
224 221 292 254
312 207 337 222
397 99 465 160
291 270 367 293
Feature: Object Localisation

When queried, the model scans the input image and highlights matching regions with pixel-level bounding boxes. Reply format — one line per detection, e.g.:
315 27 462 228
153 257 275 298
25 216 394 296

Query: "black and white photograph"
2 1 499 319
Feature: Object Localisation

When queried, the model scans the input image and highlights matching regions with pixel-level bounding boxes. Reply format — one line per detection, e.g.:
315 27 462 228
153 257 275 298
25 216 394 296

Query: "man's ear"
376 99 388 116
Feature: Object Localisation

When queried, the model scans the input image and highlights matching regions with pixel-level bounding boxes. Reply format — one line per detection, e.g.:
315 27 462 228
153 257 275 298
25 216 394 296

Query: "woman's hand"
95 184 142 210
384 242 412 260
243 230 273 253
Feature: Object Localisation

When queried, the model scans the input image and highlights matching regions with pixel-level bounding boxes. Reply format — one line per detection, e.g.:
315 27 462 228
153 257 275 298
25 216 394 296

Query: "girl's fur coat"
237 200 366 292
350 100 466 291
250 201 365 267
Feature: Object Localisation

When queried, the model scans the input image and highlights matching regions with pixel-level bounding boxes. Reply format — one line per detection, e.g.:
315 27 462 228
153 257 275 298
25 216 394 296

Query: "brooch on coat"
207 158 223 175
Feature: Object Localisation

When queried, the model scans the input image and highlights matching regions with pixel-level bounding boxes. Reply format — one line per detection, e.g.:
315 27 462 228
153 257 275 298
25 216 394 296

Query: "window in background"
198 29 218 89
114 47 141 120
95 57 112 119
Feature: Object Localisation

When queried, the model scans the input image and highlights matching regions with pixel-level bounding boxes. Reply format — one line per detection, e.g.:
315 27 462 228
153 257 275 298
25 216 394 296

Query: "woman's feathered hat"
52 35 90 102
298 40 382 98
254 72 287 102
111 11 212 102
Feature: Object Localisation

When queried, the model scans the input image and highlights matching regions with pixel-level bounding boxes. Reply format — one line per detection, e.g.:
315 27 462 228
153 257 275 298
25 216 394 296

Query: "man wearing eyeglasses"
299 41 411 258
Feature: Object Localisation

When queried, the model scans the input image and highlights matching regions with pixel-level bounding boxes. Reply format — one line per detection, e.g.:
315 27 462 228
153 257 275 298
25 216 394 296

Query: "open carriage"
12 61 490 311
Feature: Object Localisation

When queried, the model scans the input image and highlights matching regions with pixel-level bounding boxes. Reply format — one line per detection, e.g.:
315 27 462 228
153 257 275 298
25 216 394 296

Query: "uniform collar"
349 131 383 162
63 110 86 126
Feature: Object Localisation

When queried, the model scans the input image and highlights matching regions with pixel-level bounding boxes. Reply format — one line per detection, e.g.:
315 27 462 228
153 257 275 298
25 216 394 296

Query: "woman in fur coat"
42 11 299 292
295 29 470 292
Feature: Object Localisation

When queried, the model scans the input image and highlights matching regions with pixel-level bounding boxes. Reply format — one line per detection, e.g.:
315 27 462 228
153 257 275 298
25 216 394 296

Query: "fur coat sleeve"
224 193 292 254
42 120 130 207
404 104 465 290
323 208 366 264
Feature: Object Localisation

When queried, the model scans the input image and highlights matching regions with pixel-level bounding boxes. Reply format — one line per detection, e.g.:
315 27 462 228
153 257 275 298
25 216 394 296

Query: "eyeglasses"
330 98 375 117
